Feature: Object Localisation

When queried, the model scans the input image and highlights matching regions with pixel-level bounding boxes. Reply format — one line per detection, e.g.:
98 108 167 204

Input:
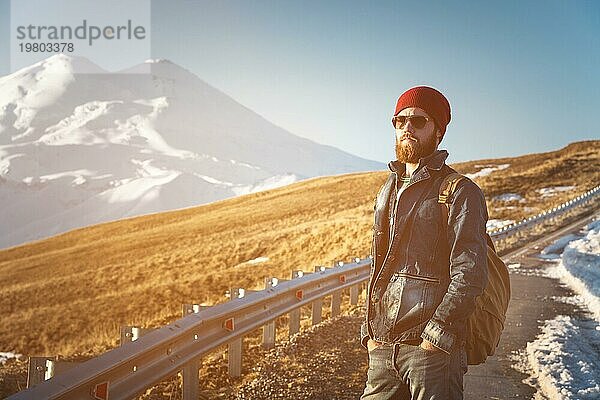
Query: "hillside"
454 140 600 221
0 54 383 249
0 140 598 358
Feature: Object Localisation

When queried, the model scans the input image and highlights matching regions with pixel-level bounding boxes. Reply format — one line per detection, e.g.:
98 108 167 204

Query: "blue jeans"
360 340 468 399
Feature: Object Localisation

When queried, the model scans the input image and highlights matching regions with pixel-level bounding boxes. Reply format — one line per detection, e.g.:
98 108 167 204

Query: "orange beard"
395 133 437 164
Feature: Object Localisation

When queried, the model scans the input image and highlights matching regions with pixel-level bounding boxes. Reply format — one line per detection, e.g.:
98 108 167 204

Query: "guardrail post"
182 303 207 315
350 284 359 305
263 278 278 349
312 266 325 325
228 338 242 378
228 287 244 378
331 290 341 317
27 357 53 388
182 359 200 400
289 270 304 336
331 262 343 317
181 304 207 400
348 257 362 306
312 298 323 325
120 326 148 346
27 357 80 388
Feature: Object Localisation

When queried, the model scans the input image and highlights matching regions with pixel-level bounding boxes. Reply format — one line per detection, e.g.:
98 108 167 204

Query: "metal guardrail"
9 184 600 399
10 259 370 399
488 185 600 240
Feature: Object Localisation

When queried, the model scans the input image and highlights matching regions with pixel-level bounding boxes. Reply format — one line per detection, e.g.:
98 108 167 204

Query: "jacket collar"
388 149 449 175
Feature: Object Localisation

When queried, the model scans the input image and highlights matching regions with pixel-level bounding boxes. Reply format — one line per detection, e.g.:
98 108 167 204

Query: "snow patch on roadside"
511 217 600 399
540 234 580 257
0 352 23 364
524 316 599 400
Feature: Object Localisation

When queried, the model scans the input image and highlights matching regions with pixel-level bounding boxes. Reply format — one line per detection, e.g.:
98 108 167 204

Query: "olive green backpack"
438 172 511 365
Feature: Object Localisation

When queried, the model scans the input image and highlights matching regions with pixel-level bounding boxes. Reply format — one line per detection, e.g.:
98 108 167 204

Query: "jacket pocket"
381 272 440 333
412 198 442 262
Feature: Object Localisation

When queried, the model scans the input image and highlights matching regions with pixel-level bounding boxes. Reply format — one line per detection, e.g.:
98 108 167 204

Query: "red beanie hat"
393 86 451 138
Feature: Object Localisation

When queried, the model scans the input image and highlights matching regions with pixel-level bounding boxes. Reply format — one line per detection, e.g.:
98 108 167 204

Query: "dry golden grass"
455 140 600 221
0 140 598 357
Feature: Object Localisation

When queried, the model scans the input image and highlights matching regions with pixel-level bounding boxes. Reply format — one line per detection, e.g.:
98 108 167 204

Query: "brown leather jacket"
360 149 489 354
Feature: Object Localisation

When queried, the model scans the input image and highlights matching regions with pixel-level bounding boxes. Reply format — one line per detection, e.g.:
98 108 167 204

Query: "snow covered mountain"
0 55 383 249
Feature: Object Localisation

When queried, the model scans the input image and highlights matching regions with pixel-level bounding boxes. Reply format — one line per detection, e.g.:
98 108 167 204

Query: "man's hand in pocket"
367 339 383 352
420 339 441 352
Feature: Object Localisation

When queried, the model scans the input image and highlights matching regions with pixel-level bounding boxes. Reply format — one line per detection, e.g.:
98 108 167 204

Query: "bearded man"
360 86 490 399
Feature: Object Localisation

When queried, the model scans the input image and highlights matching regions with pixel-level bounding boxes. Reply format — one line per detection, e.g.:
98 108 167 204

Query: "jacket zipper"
390 171 413 238
388 173 399 236
396 173 424 267
393 271 440 283
385 169 429 276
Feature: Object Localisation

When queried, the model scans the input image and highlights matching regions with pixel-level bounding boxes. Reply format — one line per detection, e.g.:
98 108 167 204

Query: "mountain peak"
37 54 106 73
45 53 72 62
4 54 107 79
0 55 383 249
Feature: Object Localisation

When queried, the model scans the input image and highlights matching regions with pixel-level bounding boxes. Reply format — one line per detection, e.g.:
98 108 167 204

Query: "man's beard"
395 133 437 164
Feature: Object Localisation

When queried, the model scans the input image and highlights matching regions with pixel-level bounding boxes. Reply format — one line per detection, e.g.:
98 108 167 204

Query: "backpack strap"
438 172 466 227
439 172 497 252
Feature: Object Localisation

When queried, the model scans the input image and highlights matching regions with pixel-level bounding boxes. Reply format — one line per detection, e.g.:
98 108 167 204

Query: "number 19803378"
18 42 74 52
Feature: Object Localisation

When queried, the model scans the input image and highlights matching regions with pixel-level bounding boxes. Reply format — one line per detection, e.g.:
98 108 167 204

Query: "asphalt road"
464 211 599 399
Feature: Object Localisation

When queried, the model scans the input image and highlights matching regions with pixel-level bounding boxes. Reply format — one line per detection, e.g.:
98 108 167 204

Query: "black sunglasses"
392 115 431 129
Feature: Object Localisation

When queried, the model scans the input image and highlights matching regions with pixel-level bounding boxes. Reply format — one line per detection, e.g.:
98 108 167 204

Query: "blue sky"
1 0 599 164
